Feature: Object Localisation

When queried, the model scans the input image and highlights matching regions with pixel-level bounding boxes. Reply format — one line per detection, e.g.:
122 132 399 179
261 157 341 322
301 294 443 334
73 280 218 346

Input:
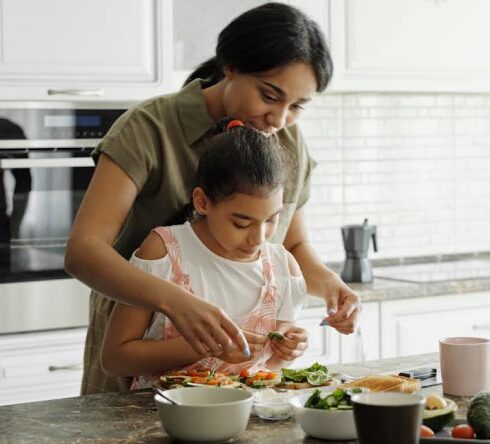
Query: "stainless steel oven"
0 102 132 334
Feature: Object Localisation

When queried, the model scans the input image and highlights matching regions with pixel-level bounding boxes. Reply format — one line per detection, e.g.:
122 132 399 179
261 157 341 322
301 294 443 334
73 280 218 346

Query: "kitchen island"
0 353 475 443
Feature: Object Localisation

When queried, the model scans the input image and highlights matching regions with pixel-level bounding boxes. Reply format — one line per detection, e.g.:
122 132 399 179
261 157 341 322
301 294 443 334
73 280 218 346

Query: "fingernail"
327 308 337 316
319 319 329 327
243 346 251 357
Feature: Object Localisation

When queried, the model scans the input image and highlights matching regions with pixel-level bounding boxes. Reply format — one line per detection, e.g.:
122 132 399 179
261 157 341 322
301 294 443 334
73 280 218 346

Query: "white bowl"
289 392 358 440
154 386 253 442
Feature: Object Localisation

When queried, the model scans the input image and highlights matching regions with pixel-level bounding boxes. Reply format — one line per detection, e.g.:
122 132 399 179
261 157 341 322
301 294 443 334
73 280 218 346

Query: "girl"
66 2 361 395
101 121 308 388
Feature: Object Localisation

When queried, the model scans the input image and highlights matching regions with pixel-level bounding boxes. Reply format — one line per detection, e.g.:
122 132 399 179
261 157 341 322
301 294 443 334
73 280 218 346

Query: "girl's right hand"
219 331 268 364
163 290 251 358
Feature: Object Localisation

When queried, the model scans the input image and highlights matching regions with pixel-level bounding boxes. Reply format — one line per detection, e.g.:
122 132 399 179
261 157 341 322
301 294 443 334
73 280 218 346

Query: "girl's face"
193 187 284 262
221 62 317 135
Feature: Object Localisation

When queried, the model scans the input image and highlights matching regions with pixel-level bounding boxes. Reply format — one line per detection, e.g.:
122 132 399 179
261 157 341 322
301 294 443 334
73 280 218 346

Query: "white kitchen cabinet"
380 292 490 359
329 0 490 92
0 0 171 101
0 328 87 406
169 0 329 90
339 301 380 363
293 307 340 368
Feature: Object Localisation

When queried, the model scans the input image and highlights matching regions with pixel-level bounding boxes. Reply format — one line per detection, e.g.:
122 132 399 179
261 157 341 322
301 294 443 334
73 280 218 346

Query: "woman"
65 2 362 395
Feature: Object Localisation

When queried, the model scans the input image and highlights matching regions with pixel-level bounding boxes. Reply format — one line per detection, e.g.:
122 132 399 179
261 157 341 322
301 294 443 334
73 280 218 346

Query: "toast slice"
339 374 421 393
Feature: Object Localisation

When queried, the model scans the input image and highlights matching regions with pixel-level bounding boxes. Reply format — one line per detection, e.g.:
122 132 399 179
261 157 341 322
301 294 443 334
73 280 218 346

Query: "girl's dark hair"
196 119 285 206
184 2 333 92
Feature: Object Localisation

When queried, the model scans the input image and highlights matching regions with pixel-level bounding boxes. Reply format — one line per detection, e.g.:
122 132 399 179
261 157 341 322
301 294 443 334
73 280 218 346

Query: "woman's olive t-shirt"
81 79 317 395
93 78 317 260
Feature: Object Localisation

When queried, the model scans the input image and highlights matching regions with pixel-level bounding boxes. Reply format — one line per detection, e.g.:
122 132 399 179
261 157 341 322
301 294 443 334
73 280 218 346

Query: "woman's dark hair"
184 2 333 92
195 119 285 206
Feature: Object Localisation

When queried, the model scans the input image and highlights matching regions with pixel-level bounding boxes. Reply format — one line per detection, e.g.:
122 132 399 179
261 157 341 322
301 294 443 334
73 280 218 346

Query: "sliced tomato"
420 425 435 438
265 372 278 380
240 369 250 378
254 371 268 380
451 424 475 439
187 370 210 377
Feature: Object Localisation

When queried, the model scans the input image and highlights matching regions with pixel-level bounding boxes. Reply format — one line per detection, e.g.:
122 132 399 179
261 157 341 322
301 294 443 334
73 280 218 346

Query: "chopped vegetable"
423 397 457 433
268 331 285 341
451 424 475 439
282 362 331 384
420 425 435 438
303 388 368 411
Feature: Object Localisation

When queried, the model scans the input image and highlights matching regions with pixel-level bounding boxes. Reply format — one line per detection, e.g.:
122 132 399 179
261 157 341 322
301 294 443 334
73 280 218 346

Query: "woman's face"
193 187 284 262
221 62 317 135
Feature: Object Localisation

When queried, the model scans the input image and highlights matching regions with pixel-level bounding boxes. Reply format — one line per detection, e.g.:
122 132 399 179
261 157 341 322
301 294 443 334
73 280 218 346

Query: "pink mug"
439 337 490 396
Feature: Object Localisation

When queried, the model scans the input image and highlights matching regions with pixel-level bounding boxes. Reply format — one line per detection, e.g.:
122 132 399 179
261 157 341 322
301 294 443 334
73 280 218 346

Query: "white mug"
439 337 490 396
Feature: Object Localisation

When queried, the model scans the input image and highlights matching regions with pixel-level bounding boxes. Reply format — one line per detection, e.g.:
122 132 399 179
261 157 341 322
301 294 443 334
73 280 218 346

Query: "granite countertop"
305 252 490 308
0 353 474 443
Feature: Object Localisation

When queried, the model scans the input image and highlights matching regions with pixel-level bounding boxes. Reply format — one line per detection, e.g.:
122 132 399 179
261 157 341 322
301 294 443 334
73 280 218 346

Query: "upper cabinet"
329 0 490 92
0 0 171 101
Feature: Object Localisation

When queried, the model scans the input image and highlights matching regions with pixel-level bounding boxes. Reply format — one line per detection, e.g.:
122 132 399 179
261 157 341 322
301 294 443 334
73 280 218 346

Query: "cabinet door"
340 301 380 363
0 328 87 405
381 292 490 358
330 0 490 92
292 307 340 368
0 0 169 100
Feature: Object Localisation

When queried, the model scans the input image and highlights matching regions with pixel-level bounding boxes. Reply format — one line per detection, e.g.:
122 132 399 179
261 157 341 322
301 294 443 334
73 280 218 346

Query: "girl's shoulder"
134 230 168 260
266 243 302 278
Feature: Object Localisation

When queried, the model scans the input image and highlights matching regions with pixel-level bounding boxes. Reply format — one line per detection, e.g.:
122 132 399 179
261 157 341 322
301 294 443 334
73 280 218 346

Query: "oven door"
0 149 94 281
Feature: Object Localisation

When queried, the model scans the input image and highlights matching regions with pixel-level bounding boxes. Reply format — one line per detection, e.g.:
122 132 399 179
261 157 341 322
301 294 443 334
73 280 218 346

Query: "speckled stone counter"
305 253 490 308
0 353 475 444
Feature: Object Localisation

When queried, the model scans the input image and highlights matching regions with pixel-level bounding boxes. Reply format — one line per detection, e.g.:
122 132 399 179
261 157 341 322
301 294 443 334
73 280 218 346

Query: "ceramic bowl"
154 386 253 442
289 392 358 440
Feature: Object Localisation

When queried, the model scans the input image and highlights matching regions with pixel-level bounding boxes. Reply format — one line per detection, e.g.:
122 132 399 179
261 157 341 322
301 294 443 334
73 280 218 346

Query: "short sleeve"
92 102 162 192
129 251 173 281
295 127 318 210
277 275 307 321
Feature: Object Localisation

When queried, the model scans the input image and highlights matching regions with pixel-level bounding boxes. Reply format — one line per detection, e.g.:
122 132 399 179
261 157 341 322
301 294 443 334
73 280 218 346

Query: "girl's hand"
164 290 250 358
270 326 308 361
219 331 268 364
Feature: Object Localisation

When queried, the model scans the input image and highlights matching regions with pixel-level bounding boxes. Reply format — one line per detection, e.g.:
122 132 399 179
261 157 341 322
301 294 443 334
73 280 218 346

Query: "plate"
420 419 490 443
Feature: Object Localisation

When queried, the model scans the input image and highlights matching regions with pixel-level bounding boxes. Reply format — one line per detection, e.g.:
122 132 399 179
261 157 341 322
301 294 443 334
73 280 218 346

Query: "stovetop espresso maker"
341 219 378 283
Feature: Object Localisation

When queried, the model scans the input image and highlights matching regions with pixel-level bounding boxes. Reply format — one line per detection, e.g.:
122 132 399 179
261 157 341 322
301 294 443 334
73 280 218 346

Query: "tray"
420 419 490 443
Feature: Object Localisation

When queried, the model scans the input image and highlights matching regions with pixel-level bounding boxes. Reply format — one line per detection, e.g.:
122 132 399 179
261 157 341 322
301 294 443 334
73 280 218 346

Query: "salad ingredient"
282 362 330 384
304 387 367 410
425 394 447 410
423 398 457 433
268 331 285 341
451 424 475 439
420 425 435 438
253 388 293 420
467 391 490 439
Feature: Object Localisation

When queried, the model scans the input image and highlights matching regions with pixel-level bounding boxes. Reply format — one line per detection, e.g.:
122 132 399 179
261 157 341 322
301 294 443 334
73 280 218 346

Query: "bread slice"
339 374 421 393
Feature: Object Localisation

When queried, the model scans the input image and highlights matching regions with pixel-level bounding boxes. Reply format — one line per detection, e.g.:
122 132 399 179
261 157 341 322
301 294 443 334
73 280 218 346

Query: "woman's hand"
164 290 251 358
320 275 362 334
219 331 268 364
269 325 308 361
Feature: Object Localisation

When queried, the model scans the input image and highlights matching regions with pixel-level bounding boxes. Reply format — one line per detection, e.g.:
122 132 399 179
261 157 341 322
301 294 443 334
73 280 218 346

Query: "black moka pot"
341 219 378 283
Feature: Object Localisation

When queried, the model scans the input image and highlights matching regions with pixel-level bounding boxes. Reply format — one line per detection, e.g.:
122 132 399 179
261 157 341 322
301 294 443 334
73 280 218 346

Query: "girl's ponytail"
183 56 223 87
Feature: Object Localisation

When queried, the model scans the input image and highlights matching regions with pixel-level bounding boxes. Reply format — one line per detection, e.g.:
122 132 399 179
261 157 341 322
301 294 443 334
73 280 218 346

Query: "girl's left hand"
269 326 308 361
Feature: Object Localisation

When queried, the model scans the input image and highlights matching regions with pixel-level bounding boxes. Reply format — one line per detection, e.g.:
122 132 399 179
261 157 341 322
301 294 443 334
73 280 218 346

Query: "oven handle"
47 88 104 97
0 157 94 169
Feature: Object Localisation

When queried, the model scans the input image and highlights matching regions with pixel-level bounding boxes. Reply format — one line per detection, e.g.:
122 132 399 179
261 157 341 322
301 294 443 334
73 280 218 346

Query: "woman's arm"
283 207 361 334
101 302 204 377
65 153 248 357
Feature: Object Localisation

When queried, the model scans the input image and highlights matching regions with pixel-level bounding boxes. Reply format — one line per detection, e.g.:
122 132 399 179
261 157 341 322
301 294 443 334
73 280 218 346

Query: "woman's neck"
201 81 226 122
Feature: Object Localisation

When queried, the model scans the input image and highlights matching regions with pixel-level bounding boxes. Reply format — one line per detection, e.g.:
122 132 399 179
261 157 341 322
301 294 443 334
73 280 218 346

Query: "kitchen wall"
301 94 490 262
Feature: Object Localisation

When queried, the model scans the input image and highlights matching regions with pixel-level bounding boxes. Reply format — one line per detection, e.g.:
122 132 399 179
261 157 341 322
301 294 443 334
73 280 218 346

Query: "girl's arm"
283 207 362 334
100 232 204 377
65 154 248 357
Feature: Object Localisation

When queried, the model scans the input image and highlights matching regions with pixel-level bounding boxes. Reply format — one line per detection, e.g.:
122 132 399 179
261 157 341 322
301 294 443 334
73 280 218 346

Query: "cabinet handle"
357 327 366 362
48 364 83 372
47 88 104 97
472 324 490 331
